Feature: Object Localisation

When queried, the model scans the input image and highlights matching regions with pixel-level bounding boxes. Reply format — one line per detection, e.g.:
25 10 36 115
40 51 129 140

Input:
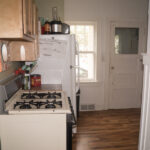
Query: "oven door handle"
68 97 77 125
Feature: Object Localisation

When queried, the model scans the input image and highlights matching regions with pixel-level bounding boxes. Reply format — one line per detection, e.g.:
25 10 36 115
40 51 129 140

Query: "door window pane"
79 53 94 80
115 28 139 54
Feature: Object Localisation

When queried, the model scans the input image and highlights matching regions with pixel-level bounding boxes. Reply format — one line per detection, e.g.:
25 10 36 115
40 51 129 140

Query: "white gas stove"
5 89 71 114
0 77 74 150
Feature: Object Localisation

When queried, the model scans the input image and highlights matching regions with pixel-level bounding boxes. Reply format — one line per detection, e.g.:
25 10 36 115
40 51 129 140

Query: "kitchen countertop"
27 84 62 91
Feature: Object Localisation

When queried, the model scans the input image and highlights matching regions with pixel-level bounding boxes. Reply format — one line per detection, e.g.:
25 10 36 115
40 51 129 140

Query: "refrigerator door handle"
75 42 79 55
70 65 80 69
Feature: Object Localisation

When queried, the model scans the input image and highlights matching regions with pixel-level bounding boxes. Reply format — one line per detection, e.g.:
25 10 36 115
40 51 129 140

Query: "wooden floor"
73 109 141 150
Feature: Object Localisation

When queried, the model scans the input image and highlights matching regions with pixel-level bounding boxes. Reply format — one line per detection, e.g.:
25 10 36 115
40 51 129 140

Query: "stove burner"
20 104 32 109
30 100 46 109
46 92 61 99
45 103 56 109
21 92 62 99
55 100 62 107
45 100 62 109
14 101 32 109
21 93 36 99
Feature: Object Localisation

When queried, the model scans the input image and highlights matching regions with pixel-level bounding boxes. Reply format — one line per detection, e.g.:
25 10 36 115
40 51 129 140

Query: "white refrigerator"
32 34 80 118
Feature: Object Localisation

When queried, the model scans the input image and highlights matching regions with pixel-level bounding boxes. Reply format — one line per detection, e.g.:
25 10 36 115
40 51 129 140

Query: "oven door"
67 97 77 150
76 89 80 118
67 114 73 150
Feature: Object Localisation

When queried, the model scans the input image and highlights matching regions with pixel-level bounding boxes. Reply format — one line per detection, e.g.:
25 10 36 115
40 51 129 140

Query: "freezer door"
62 35 79 119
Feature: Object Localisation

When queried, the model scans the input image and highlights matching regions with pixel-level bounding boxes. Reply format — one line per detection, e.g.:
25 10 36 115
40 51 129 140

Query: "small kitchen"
0 0 150 150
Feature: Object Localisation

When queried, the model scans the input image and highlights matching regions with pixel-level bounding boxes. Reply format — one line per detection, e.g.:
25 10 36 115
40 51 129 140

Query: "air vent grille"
81 104 95 111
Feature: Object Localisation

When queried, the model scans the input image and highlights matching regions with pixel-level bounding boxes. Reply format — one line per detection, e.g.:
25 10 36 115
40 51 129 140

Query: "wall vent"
81 105 88 110
88 104 95 110
81 104 95 111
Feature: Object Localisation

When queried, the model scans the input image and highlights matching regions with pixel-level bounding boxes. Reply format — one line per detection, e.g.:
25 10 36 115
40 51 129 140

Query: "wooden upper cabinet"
32 3 38 36
23 0 30 36
9 41 37 61
24 0 33 36
0 0 37 41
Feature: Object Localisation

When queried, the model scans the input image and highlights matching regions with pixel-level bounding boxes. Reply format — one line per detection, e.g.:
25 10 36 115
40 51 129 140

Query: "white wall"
64 0 148 110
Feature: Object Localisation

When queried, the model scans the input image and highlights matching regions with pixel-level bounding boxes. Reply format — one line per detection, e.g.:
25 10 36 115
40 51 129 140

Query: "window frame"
68 21 97 83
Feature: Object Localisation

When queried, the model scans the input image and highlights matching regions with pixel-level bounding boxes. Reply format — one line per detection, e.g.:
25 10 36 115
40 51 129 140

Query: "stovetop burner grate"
21 92 62 99
14 99 62 110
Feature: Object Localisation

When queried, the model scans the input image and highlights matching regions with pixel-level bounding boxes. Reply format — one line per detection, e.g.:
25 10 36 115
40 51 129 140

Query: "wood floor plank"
73 109 141 150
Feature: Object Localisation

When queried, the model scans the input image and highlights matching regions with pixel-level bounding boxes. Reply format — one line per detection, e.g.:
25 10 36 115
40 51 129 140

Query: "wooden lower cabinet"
9 40 39 61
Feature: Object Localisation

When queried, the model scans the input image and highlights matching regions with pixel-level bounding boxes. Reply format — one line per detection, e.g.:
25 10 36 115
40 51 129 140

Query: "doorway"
108 21 144 109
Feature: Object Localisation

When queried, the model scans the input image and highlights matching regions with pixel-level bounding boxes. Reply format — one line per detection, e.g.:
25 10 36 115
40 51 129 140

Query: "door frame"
107 20 146 109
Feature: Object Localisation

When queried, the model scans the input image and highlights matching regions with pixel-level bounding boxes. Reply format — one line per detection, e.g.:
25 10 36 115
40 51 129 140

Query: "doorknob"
111 66 115 70
139 58 143 62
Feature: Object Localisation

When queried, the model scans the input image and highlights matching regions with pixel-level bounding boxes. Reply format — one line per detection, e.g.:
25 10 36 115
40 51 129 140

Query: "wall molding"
139 53 150 150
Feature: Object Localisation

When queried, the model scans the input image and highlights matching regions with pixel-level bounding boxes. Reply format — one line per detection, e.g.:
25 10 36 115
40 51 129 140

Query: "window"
115 28 139 54
70 23 97 82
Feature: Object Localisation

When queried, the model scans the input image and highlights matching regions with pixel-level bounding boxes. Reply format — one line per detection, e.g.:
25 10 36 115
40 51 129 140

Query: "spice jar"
30 74 41 87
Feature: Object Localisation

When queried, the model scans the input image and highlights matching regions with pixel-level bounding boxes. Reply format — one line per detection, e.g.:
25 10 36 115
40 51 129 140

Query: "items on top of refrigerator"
50 7 62 34
39 7 70 35
44 19 51 34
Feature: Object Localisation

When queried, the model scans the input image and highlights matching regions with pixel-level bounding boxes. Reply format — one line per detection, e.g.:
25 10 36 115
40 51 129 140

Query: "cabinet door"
35 36 39 58
9 41 36 61
0 0 23 38
32 5 39 58
28 0 33 35
23 0 29 35
32 3 38 36
23 0 33 36
0 41 3 72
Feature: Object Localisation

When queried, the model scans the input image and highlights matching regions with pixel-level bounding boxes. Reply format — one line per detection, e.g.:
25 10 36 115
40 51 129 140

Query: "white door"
108 21 144 109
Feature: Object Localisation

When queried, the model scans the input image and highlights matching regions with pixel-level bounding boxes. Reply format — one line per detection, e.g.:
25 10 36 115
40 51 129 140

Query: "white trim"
143 54 150 65
139 56 150 150
138 2 150 149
